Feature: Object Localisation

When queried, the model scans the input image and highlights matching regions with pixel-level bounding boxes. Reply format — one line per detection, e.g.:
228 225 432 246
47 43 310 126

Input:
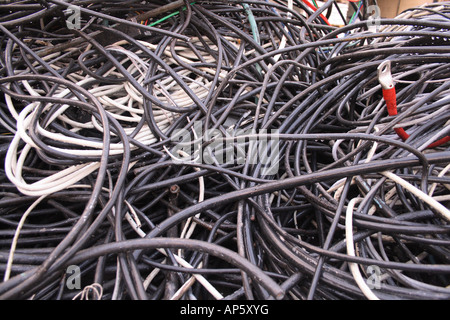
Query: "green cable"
148 2 196 27
348 1 363 25
242 3 261 46
242 3 262 75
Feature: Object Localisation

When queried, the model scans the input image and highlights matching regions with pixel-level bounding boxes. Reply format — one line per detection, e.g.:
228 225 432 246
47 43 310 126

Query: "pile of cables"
0 0 449 300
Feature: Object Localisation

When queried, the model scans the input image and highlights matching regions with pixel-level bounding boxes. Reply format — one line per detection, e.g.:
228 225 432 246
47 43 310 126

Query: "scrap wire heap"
0 0 449 300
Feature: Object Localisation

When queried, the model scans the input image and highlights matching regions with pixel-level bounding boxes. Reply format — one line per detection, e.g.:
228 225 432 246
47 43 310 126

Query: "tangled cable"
0 0 449 300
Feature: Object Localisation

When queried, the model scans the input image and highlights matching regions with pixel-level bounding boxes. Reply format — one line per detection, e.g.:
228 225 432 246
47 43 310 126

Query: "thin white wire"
72 283 103 300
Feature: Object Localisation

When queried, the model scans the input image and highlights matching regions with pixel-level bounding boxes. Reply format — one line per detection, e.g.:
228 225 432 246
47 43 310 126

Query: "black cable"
0 0 449 301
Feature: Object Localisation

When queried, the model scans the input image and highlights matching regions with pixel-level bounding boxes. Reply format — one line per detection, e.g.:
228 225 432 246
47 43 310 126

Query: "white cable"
3 194 47 281
428 163 450 196
124 192 223 300
143 264 162 291
5 132 102 196
417 122 450 151
345 197 380 300
170 274 197 300
124 200 145 237
4 37 224 201
381 171 450 222
178 136 205 244
111 257 121 300
272 0 291 63
170 250 223 300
